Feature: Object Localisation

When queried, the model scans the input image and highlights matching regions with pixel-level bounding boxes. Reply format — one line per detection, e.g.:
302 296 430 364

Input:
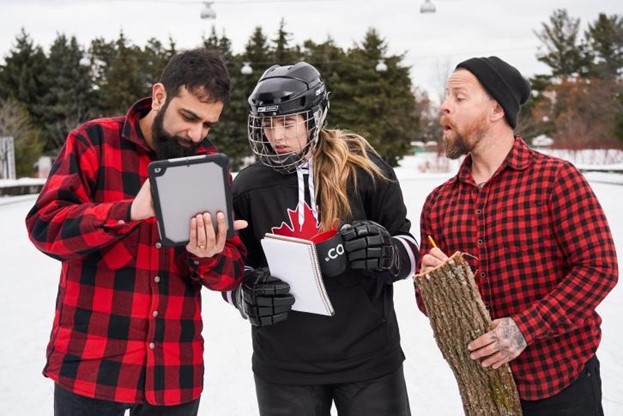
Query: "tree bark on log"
414 252 523 416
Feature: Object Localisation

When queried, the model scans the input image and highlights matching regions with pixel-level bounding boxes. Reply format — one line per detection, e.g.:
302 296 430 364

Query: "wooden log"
414 252 522 416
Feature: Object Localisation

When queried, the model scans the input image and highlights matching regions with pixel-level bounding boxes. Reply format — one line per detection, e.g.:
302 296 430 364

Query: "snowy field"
1 164 622 415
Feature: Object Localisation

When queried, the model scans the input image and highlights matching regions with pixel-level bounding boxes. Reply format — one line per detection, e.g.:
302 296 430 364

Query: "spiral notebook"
261 233 335 316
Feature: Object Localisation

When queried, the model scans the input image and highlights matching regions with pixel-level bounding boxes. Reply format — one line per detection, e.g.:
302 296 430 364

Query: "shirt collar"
454 135 532 185
122 97 152 151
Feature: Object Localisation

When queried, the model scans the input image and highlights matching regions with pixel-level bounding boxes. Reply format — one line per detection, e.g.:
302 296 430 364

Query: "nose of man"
187 123 205 143
440 98 452 115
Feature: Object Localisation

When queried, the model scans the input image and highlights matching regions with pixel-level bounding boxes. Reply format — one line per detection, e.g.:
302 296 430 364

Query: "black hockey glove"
232 267 295 327
340 220 401 277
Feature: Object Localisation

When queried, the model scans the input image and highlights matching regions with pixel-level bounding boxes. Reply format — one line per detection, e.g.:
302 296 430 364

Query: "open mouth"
439 116 452 133
440 118 453 135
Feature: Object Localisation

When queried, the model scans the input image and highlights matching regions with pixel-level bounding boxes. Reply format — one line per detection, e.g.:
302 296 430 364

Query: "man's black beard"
152 103 201 160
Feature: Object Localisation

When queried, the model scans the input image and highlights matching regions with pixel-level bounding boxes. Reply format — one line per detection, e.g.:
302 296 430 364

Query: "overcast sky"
0 0 620 99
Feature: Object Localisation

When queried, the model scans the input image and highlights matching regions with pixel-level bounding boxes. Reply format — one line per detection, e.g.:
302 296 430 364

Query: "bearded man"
26 48 247 416
417 56 618 416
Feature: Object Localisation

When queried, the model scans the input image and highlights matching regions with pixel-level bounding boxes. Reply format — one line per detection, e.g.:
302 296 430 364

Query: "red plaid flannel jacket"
417 137 618 400
25 98 246 405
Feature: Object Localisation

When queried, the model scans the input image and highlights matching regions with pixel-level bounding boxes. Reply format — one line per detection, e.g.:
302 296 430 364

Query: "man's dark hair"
159 48 230 104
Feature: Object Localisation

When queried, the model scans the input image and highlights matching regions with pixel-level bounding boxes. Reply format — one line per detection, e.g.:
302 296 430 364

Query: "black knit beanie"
456 56 531 129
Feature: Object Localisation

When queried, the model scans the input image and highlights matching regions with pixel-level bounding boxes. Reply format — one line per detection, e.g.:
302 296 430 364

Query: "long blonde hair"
312 129 388 231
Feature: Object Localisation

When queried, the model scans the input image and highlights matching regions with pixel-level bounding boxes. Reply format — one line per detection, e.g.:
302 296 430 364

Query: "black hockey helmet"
247 62 329 173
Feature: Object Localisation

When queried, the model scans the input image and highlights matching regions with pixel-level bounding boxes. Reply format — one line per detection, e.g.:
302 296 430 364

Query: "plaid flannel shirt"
417 137 618 400
25 98 246 405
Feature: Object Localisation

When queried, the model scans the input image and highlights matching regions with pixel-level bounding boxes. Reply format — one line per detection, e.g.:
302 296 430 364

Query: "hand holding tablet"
148 153 235 247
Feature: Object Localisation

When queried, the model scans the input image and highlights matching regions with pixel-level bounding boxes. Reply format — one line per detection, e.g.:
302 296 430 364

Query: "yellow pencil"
427 235 438 249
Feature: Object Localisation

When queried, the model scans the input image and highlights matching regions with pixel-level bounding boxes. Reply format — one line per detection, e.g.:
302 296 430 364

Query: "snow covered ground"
1 166 622 415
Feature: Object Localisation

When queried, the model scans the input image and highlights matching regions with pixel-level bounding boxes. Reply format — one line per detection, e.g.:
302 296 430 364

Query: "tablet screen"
148 153 234 246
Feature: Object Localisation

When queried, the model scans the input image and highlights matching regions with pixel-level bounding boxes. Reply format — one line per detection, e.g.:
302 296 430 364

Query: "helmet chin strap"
304 106 327 156
316 104 328 129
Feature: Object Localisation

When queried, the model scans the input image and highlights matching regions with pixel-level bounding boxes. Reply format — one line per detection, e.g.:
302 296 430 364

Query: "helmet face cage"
247 62 329 174
248 107 326 174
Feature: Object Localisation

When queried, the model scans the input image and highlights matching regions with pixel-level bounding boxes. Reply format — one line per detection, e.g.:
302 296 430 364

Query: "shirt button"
152 311 159 317
480 272 486 278
476 209 482 215
154 276 160 283
149 342 155 349
117 220 125 225
155 242 162 249
477 239 484 245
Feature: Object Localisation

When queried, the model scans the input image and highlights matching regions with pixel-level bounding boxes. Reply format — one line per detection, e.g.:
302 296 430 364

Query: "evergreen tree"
142 37 177 88
39 34 95 152
585 13 623 79
332 29 418 166
300 37 347 136
218 26 273 169
202 27 254 169
270 18 299 64
90 32 145 116
519 74 554 141
301 37 346 94
0 25 426 170
534 9 591 78
245 26 271 70
0 29 48 134
86 36 114 117
584 14 623 143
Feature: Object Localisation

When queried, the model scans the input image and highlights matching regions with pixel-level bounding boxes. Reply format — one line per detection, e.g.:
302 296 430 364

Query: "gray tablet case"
148 153 234 246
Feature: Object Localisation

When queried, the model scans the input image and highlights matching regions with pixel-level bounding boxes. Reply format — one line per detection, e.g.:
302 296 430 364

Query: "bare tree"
0 98 44 177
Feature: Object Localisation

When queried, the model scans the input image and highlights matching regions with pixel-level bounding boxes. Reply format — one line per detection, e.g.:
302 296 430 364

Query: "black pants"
54 384 200 416
254 365 411 416
521 356 603 416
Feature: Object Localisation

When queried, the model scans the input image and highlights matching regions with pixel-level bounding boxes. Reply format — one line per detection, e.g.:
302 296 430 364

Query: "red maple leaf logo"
271 202 322 239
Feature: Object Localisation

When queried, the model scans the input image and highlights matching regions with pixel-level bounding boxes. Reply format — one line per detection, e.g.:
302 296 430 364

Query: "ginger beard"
441 110 489 160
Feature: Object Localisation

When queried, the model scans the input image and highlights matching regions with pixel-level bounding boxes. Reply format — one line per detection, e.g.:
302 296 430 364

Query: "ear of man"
490 102 506 123
152 83 167 111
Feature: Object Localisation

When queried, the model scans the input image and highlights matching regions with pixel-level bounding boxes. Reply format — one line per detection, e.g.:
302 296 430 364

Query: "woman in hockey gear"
228 62 418 416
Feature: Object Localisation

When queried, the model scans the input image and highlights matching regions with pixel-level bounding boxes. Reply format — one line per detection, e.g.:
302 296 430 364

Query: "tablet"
148 153 234 246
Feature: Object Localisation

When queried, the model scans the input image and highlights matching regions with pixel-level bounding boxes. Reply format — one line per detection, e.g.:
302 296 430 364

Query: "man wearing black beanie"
455 56 531 129
416 56 618 416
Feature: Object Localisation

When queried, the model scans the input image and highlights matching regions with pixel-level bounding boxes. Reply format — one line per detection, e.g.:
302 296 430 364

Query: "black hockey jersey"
233 153 418 384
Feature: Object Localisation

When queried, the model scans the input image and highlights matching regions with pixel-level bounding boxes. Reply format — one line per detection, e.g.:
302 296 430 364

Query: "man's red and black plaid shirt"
417 137 618 400
25 98 246 406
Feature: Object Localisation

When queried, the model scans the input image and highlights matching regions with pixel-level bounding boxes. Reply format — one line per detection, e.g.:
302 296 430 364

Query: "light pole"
241 62 253 75
420 0 436 13
376 59 388 73
200 2 216 19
